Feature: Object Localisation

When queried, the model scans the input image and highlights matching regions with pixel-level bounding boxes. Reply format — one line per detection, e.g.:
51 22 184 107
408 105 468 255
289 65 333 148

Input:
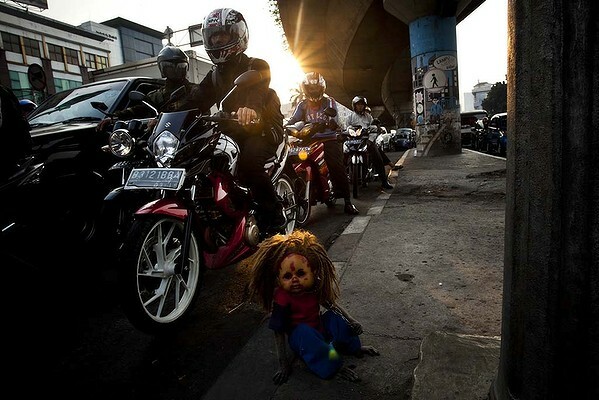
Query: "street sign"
27 63 47 91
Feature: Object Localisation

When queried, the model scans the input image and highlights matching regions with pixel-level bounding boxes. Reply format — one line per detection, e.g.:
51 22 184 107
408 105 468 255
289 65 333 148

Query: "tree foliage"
482 81 507 116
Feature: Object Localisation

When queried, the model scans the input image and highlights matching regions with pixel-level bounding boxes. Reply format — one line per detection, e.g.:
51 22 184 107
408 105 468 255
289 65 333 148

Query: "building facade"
0 2 165 104
471 81 492 110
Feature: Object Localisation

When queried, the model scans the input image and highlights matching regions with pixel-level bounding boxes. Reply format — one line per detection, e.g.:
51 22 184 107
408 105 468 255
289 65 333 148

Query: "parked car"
375 126 393 151
390 128 416 150
461 110 488 148
18 77 164 245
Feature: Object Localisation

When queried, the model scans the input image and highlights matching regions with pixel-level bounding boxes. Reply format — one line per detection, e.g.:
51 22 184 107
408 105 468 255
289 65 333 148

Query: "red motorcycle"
285 108 338 226
111 71 297 334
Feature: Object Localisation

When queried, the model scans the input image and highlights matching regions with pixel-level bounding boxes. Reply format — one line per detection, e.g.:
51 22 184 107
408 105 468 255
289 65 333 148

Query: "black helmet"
19 99 37 114
157 46 189 81
352 96 368 113
301 72 326 102
202 8 249 64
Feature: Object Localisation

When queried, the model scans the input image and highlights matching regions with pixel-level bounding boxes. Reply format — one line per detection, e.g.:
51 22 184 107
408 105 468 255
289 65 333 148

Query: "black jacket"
115 79 202 120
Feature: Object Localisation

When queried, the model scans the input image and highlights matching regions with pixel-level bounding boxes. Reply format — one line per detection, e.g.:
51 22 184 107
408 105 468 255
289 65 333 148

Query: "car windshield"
28 80 128 127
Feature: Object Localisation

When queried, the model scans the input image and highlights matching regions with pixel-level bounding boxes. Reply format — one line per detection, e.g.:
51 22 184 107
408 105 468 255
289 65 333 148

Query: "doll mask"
277 253 315 294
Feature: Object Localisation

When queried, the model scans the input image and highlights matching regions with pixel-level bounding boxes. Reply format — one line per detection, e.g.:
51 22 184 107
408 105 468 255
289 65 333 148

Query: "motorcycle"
285 108 338 226
111 70 297 334
94 93 168 256
342 124 379 199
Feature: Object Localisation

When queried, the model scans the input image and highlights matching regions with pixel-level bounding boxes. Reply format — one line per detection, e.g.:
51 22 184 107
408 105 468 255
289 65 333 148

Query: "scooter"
285 109 338 226
342 125 378 199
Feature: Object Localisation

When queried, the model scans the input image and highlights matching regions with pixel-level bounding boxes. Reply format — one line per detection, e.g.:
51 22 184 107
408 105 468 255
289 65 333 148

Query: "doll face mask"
277 253 315 294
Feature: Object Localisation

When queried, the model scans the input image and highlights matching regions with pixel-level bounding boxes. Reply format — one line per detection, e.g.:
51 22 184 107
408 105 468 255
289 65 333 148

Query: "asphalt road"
9 151 405 400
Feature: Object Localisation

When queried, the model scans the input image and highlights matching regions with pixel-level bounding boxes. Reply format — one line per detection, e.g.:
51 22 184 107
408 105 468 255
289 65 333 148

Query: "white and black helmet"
352 96 368 113
301 72 326 102
157 46 189 81
202 8 249 64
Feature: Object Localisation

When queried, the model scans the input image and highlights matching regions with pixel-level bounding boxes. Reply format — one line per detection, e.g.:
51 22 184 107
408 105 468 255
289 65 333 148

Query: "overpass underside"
276 0 484 127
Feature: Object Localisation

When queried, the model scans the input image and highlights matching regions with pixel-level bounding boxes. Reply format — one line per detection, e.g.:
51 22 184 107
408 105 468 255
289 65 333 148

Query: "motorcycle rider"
345 96 396 190
286 72 360 215
192 7 286 232
96 45 202 132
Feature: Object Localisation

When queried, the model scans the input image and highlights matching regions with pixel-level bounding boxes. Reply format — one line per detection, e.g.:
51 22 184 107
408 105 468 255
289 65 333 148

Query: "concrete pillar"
491 0 598 399
409 15 461 156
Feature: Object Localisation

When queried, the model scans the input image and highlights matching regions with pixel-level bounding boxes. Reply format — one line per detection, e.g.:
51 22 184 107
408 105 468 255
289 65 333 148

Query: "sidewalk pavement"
202 149 507 400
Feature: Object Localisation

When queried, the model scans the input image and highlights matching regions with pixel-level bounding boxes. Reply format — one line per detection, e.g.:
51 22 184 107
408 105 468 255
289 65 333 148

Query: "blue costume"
268 288 361 379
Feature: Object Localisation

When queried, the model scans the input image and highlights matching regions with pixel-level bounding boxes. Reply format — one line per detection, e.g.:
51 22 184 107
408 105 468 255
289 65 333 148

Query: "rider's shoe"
388 162 403 171
381 181 393 190
261 202 286 233
344 203 360 215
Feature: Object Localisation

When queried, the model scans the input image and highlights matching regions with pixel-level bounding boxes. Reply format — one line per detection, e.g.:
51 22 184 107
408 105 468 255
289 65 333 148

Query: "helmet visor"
159 61 188 80
203 24 245 50
303 84 323 101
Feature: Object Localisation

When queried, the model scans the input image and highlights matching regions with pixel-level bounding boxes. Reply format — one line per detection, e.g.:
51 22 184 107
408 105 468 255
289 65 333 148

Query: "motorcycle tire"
119 216 204 334
293 173 311 227
275 173 298 234
352 164 360 199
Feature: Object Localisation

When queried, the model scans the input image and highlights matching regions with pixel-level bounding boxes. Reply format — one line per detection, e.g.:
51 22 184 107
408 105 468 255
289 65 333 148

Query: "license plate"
289 146 310 156
125 168 185 190
346 139 362 146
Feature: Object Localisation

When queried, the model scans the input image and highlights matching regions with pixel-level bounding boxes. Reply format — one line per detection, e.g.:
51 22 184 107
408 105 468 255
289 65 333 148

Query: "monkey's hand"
349 321 363 335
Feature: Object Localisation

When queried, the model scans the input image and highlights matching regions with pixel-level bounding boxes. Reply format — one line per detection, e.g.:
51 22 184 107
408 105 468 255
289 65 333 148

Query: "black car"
14 77 164 247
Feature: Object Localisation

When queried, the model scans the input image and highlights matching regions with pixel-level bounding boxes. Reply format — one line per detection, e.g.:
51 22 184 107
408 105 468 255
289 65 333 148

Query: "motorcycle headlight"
349 127 361 137
298 149 309 161
108 129 135 158
152 130 179 165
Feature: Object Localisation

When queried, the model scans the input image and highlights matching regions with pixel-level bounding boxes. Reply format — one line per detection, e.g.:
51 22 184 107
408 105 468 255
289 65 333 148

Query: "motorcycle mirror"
219 70 263 111
129 90 159 116
233 70 262 88
324 107 337 118
91 101 110 117
128 91 145 101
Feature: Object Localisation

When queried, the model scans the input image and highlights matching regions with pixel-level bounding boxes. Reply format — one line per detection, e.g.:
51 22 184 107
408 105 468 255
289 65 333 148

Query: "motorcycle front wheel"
275 173 297 234
293 172 311 227
351 163 361 199
119 216 203 334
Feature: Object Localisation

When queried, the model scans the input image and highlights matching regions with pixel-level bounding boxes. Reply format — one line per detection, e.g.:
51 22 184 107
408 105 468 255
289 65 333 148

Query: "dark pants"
323 140 350 200
236 135 279 212
288 310 361 379
367 141 389 183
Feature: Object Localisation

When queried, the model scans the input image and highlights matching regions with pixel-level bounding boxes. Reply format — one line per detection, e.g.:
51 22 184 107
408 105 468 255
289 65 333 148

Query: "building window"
83 53 109 70
48 43 64 62
9 70 28 91
53 78 81 93
1 31 21 53
22 37 41 57
97 55 108 69
84 52 95 69
64 48 79 65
